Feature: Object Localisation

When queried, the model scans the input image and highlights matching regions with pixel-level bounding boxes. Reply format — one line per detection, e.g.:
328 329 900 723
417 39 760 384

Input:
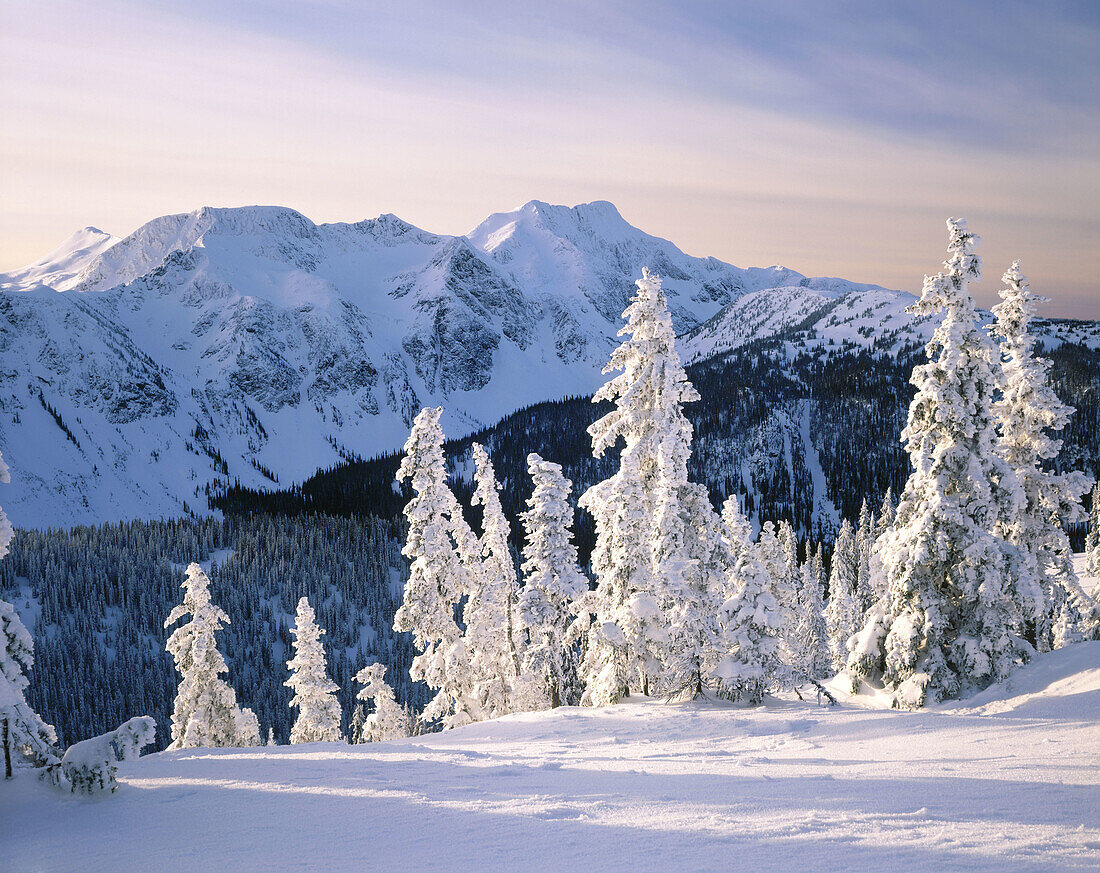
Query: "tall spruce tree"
991 261 1094 650
578 268 719 702
825 519 862 673
856 219 1027 708
1087 482 1100 577
856 500 876 611
466 443 521 718
516 453 588 710
285 597 343 744
791 556 830 681
164 563 260 748
714 496 781 703
392 408 479 728
1 597 60 778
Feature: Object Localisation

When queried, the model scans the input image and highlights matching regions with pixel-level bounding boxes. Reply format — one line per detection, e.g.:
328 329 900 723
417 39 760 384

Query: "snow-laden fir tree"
164 563 261 748
0 452 12 566
875 489 895 541
991 261 1094 650
755 521 800 674
392 407 479 728
856 500 876 610
713 496 781 703
579 268 722 702
790 555 830 682
515 453 588 710
465 443 521 718
285 597 342 744
1087 482 1100 577
852 219 1027 708
825 519 862 673
354 662 412 742
1 598 59 778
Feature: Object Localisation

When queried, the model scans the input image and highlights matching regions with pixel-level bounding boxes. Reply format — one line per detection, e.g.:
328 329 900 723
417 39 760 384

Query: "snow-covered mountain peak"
4 198 1092 529
0 226 120 292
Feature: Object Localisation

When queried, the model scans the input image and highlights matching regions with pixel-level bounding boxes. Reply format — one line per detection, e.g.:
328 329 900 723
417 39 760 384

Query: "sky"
2 0 1098 316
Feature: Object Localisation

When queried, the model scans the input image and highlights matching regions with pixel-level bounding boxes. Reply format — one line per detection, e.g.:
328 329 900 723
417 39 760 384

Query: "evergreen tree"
392 408 478 728
164 563 260 748
857 219 1027 707
825 519 861 673
856 500 875 611
776 521 802 665
875 489 895 541
516 453 588 710
285 597 342 744
354 662 412 742
714 496 781 703
755 521 799 677
466 443 521 718
579 268 718 702
0 451 12 566
791 557 830 681
1087 482 1100 577
992 261 1093 650
1 598 59 778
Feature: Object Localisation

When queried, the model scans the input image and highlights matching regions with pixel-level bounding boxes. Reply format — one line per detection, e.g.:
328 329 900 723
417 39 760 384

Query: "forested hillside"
215 337 1100 554
0 515 413 749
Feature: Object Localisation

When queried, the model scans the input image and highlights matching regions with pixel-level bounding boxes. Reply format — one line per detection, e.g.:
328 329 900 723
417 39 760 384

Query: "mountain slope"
1 201 1095 529
0 201 899 528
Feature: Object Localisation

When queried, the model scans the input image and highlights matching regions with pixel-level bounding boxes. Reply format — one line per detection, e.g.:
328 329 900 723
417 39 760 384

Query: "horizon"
2 1 1098 317
5 197 1096 321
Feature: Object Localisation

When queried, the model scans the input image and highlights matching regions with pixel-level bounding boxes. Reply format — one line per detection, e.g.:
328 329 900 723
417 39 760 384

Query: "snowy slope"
1 201 1096 529
0 227 120 292
2 641 1098 873
681 284 1100 364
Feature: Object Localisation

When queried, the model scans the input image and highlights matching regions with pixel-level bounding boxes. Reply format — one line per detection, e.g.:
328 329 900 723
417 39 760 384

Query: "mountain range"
2 200 1096 528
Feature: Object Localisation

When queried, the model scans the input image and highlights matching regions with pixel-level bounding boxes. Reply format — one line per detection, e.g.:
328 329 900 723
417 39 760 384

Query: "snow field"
3 642 1098 873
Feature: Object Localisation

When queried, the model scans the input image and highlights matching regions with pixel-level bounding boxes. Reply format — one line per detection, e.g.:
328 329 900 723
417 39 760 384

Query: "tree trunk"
2 717 11 780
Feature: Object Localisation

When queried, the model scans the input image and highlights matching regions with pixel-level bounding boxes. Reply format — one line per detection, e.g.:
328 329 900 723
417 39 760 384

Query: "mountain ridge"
1 201 1096 529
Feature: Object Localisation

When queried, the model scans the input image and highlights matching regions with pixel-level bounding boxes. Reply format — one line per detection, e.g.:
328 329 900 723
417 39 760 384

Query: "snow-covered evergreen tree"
790 556 830 682
1 598 59 778
0 451 12 566
714 496 781 703
354 662 412 742
392 407 478 728
825 519 861 673
875 489 895 541
465 443 520 719
579 268 720 702
855 219 1027 707
516 453 588 710
1087 482 1100 577
856 500 876 611
285 597 342 744
164 563 260 748
0 456 60 779
991 261 1094 651
754 521 800 676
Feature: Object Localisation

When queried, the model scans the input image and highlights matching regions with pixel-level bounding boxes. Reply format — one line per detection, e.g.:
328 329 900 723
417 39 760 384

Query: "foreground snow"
3 644 1098 873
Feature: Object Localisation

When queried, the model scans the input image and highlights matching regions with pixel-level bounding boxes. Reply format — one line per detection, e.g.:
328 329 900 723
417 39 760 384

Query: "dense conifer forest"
0 515 414 748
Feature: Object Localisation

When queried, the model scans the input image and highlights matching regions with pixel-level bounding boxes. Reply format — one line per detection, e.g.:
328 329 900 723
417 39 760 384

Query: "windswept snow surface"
3 643 1098 873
